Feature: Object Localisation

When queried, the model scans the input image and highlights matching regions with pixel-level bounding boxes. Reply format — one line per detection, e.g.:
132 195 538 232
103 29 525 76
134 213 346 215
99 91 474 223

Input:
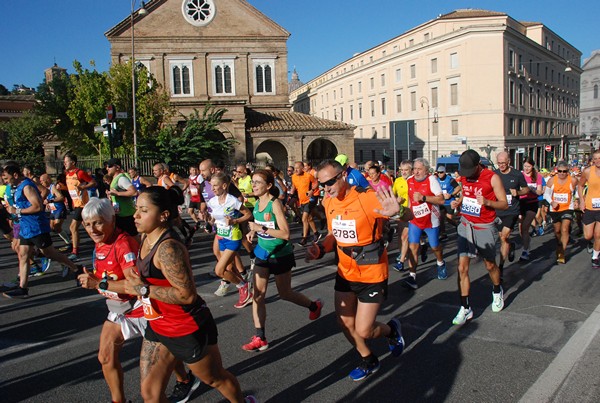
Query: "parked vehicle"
436 154 492 175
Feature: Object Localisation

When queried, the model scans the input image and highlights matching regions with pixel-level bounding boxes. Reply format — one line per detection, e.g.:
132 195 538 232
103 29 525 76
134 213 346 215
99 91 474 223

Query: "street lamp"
420 96 431 163
131 0 147 165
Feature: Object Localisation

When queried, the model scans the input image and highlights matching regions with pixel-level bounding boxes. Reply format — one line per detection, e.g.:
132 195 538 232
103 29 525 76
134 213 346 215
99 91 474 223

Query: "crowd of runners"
2 148 600 402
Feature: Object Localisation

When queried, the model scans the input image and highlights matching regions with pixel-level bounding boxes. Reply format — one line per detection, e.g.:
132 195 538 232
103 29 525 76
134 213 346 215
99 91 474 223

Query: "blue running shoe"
392 261 405 272
349 360 380 381
537 226 544 236
388 318 405 357
437 261 448 280
40 257 52 274
29 265 42 277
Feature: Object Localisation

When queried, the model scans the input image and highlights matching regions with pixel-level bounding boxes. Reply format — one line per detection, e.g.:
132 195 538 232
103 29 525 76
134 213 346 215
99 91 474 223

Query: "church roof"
246 109 354 133
438 9 506 19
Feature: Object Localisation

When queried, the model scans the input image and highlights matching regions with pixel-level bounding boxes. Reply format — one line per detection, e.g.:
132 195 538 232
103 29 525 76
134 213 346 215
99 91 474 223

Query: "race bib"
190 187 199 196
68 189 80 200
592 198 600 209
140 296 162 321
48 202 57 211
216 222 232 238
461 196 481 217
255 219 276 240
332 219 358 243
412 203 431 219
553 193 569 204
99 289 121 300
506 194 513 205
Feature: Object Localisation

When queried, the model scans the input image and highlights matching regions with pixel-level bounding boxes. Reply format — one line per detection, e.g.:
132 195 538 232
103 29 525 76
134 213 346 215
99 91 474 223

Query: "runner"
544 161 577 264
206 172 253 309
242 169 323 351
123 186 256 403
578 150 600 268
403 158 447 289
519 157 544 261
128 166 151 199
392 160 412 272
335 154 370 188
105 158 138 237
39 173 71 248
183 164 203 231
2 163 81 298
494 152 529 275
367 165 393 191
435 165 461 241
64 152 97 261
290 161 321 246
450 150 508 325
306 159 405 382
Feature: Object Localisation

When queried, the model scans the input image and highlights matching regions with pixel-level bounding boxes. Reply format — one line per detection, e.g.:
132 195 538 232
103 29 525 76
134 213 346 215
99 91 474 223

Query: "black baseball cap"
105 158 122 167
458 149 481 178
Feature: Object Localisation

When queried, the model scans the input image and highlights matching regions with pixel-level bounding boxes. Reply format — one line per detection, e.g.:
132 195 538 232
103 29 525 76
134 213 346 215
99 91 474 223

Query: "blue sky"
1 0 598 89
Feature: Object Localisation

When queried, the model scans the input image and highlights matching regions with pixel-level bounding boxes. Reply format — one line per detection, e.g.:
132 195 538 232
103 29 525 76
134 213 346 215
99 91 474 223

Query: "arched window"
253 59 275 94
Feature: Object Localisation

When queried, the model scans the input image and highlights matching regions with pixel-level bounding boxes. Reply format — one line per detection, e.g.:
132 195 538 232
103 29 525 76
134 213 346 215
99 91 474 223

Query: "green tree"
0 111 49 171
140 105 237 174
0 84 9 95
34 68 73 141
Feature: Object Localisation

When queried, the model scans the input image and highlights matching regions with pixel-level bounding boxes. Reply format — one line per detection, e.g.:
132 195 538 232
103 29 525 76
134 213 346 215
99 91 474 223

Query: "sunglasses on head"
557 169 569 173
318 172 343 187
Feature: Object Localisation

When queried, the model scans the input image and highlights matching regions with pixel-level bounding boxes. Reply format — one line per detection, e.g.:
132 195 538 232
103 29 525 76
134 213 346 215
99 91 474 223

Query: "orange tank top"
585 166 600 211
551 176 573 212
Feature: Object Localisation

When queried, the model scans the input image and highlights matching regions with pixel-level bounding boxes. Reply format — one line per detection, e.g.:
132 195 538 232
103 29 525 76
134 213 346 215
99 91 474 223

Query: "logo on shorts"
369 292 378 298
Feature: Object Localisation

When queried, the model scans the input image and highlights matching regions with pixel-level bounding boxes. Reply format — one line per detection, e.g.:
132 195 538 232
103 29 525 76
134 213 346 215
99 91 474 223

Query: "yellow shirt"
392 177 409 208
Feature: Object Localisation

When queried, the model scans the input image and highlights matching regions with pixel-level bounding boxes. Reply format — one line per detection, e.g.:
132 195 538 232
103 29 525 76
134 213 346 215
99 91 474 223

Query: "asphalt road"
2 216 600 403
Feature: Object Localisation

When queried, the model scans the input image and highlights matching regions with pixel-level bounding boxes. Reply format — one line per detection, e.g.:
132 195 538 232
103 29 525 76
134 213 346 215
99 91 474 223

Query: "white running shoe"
214 281 230 297
452 306 473 325
492 287 504 312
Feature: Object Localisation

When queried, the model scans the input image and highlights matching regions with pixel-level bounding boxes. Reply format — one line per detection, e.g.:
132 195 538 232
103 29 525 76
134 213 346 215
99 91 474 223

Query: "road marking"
519 301 600 402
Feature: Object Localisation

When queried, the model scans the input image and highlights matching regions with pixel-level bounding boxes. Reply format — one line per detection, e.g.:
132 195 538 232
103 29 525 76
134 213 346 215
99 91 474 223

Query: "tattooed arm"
147 239 197 305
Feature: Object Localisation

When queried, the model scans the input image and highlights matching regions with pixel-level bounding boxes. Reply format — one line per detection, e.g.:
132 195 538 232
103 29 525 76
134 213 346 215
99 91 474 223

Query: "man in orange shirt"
290 161 321 246
306 159 405 381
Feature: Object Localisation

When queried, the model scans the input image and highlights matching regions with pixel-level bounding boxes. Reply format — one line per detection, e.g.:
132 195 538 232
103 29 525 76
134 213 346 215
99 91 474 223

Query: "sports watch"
139 284 150 298
98 278 109 291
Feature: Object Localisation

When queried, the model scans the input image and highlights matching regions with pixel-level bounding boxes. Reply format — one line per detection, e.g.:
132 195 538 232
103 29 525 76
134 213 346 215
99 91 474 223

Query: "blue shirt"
437 175 458 205
15 178 50 239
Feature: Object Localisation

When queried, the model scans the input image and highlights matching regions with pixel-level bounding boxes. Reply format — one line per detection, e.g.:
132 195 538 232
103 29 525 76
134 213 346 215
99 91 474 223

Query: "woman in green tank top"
241 169 324 352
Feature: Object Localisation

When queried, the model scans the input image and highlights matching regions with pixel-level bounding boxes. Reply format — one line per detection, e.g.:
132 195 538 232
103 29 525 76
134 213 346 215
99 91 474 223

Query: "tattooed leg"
140 339 176 403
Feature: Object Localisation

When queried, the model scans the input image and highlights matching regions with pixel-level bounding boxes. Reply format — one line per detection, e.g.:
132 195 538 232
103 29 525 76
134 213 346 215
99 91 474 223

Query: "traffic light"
110 123 123 147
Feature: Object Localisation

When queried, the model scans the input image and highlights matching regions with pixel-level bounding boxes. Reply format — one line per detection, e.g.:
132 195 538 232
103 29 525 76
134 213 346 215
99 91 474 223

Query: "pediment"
106 0 289 40
583 51 600 70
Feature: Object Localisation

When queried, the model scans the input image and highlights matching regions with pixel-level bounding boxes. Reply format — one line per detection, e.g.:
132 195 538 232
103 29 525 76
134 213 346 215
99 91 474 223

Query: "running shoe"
40 257 52 274
57 245 70 252
437 261 448 280
519 250 530 262
401 276 418 290
242 335 269 352
491 287 504 313
29 264 43 277
420 242 428 263
2 277 19 289
396 254 403 263
296 237 309 247
452 306 473 325
537 226 544 236
234 283 252 308
387 318 405 357
349 360 380 381
167 370 201 403
214 281 230 296
244 396 259 403
3 287 29 299
587 242 594 254
592 258 600 269
556 250 566 264
313 232 323 243
61 265 70 278
508 242 516 262
67 253 79 262
392 261 405 272
309 299 324 320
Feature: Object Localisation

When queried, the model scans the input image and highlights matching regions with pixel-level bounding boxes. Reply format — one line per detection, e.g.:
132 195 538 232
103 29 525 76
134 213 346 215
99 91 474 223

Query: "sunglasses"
107 164 115 168
319 172 343 187
557 169 569 173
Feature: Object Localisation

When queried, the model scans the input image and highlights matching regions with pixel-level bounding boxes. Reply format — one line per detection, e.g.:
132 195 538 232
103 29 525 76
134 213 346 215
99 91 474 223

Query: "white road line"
519 301 600 402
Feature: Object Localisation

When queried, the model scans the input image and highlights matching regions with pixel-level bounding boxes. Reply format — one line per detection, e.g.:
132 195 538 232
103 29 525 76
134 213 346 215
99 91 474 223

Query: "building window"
253 59 275 94
370 100 375 117
211 58 235 95
529 86 534 108
396 94 402 113
410 64 416 79
381 74 386 86
182 0 216 27
509 49 514 67
349 84 353 95
340 107 343 121
340 88 343 98
431 87 438 108
518 119 523 135
451 119 459 135
333 90 336 100
410 91 416 111
358 81 362 93
431 58 438 74
381 98 386 115
432 121 438 137
358 103 362 119
370 77 375 90
371 127 377 139
595 84 599 99
424 33 430 41
169 60 194 96
509 118 514 135
395 68 402 82
359 128 363 138
409 39 414 46
518 84 524 106
350 104 354 120
450 83 458 106
450 52 459 69
509 80 515 104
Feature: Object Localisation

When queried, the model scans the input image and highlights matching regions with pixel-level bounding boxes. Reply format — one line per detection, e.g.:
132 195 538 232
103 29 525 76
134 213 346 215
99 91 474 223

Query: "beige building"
579 50 600 160
105 0 354 168
290 9 581 169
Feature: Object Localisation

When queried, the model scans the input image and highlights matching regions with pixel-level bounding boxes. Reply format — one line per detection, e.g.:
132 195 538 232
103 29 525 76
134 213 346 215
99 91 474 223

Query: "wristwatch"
139 284 150 298
98 278 109 291
422 195 427 203
262 226 269 232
